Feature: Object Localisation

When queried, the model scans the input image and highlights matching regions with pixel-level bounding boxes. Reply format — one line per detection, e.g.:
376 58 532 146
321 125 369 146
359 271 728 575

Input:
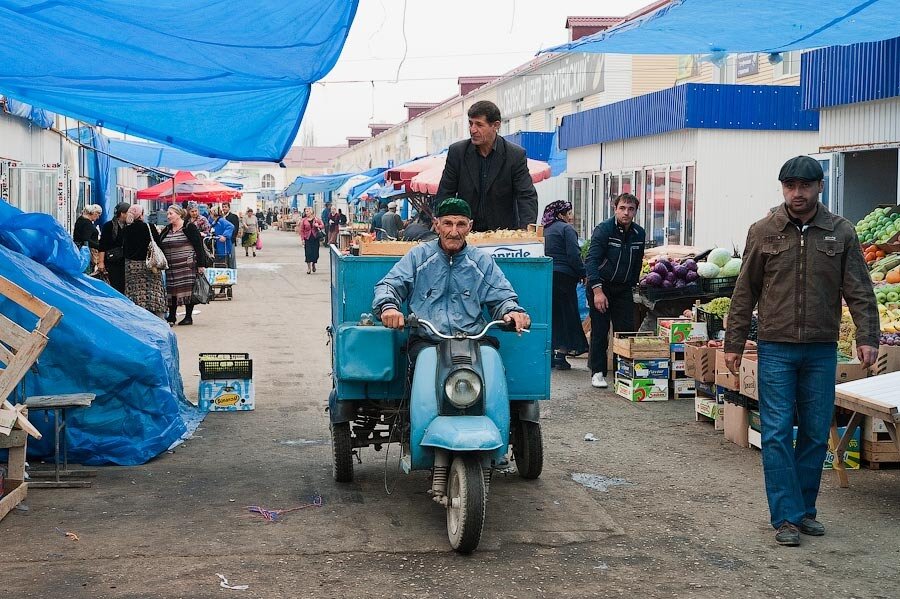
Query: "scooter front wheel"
446 455 486 554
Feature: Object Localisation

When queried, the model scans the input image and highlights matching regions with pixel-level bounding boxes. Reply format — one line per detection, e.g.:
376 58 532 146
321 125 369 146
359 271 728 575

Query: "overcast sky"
300 0 651 147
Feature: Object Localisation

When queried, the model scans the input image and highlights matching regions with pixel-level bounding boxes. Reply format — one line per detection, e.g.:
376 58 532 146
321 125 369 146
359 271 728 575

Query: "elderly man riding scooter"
374 197 531 341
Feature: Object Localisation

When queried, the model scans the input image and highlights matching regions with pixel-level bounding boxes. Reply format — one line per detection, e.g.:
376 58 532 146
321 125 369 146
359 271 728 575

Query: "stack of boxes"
612 333 670 402
657 318 707 400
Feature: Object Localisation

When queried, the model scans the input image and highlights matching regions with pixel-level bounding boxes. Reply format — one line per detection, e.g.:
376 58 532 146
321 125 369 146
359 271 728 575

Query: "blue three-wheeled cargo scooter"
327 247 552 553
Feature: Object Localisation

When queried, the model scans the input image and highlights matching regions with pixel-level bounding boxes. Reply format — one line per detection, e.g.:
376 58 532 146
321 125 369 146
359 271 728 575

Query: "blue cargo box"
616 357 670 379
329 247 552 401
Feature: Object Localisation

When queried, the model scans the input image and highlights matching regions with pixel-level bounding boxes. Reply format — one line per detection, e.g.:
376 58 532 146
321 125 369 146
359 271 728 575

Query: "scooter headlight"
444 369 482 408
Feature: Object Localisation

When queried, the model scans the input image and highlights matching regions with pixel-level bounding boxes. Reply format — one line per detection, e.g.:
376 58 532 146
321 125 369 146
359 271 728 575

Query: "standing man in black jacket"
435 100 538 232
221 202 241 269
585 193 645 389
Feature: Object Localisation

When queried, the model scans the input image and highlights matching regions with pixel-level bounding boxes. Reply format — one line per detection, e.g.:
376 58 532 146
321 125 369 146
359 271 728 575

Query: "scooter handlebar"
406 313 527 340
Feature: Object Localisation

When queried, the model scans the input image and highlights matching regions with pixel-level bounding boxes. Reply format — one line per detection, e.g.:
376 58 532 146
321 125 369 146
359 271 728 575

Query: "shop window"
643 169 653 242
668 168 683 245
7 166 58 218
568 177 590 239
261 174 276 189
545 106 555 129
774 51 801 78
684 166 696 246
653 170 667 246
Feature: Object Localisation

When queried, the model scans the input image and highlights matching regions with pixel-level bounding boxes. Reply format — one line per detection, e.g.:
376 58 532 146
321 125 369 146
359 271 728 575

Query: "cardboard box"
715 350 756 392
616 357 670 379
673 378 696 397
657 318 708 345
670 351 686 373
862 415 892 442
695 396 725 430
695 380 716 398
205 267 237 286
199 378 255 411
835 360 867 384
749 409 761 432
748 427 761 449
724 402 750 447
684 342 717 383
614 376 669 402
862 439 900 463
870 345 900 376
477 242 545 258
739 356 758 400
745 423 859 469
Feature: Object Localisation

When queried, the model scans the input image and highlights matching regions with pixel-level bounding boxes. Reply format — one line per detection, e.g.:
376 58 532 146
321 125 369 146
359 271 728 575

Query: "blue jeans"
757 341 836 529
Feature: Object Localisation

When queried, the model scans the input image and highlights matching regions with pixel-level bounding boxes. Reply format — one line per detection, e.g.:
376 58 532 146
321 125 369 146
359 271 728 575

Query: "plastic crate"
700 276 737 295
635 281 701 302
722 388 757 409
199 353 252 380
697 307 724 338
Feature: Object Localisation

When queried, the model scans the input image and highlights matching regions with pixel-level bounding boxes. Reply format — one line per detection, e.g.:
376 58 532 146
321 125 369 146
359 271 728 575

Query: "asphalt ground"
4 229 899 598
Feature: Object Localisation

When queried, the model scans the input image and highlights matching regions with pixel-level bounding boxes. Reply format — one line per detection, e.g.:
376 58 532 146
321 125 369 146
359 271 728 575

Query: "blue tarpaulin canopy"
0 1 358 161
542 0 900 55
108 138 228 172
284 168 384 197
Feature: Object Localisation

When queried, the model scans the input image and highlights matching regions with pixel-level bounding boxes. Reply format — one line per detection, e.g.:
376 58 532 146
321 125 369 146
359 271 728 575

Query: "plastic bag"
255 236 262 251
191 274 213 304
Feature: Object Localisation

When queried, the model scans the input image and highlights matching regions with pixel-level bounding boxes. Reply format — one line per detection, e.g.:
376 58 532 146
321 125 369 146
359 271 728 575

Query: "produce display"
639 257 700 290
700 297 732 318
694 248 741 279
878 303 900 334
856 206 900 245
839 307 856 358
869 253 900 283
874 284 900 305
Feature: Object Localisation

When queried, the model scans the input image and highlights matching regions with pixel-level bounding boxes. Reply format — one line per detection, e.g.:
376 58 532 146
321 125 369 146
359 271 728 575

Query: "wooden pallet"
0 410 28 521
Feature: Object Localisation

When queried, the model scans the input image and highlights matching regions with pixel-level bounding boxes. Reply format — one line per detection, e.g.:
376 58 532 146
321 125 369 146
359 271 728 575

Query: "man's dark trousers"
588 282 634 376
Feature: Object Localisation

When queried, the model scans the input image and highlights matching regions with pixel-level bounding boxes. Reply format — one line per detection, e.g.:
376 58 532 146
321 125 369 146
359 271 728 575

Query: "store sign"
498 54 605 118
736 53 759 78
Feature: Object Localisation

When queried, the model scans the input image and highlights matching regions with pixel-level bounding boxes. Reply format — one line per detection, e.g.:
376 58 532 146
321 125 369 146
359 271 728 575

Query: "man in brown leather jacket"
724 155 878 547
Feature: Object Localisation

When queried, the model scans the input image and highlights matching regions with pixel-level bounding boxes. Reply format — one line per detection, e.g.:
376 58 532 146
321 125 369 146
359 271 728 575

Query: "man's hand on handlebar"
381 307 405 329
504 311 531 333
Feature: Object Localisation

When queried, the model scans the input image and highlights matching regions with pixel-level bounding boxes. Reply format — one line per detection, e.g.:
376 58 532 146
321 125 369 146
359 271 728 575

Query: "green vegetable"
708 248 732 268
721 257 743 277
701 297 732 318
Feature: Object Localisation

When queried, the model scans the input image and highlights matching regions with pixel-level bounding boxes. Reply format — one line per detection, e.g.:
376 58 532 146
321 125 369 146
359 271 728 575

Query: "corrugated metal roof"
802 37 900 110
503 131 555 161
559 83 818 149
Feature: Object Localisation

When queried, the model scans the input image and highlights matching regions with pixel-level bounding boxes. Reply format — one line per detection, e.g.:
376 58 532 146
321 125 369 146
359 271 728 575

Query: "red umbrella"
136 170 195 200
408 157 552 195
158 178 241 203
384 155 448 188
136 171 241 203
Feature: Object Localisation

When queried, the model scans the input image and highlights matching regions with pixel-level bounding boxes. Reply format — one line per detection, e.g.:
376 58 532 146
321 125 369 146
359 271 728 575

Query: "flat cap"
778 156 824 182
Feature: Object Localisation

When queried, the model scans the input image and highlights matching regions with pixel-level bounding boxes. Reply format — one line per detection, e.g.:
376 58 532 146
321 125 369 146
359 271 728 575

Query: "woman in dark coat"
98 201 132 294
120 205 167 318
542 200 589 369
73 204 102 273
159 205 208 326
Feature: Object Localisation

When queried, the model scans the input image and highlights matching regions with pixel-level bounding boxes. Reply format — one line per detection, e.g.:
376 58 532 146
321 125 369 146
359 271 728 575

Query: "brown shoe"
775 522 800 546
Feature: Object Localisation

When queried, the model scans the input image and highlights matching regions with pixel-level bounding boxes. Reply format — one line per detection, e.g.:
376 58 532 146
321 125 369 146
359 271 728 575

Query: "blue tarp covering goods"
0 1 359 161
543 0 900 55
0 199 196 465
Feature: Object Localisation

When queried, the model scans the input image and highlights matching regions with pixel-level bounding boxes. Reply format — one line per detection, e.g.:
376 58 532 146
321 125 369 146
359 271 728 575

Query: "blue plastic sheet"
0 1 358 161
0 199 198 465
2 96 54 128
0 200 89 274
108 138 228 173
543 0 900 55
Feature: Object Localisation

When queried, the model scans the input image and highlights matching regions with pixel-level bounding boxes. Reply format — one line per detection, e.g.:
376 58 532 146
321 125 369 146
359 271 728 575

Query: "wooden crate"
862 439 900 464
611 332 668 359
358 240 420 256
0 409 29 522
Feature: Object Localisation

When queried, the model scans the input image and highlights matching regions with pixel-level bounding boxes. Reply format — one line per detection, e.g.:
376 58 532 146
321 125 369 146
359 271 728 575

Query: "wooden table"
831 372 900 487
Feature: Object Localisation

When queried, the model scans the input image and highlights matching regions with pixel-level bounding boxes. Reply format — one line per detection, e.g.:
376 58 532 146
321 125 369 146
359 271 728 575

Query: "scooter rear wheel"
331 422 353 483
446 455 486 554
513 420 543 480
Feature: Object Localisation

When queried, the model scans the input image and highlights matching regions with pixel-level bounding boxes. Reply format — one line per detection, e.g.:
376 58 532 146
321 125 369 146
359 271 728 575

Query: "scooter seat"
421 416 504 451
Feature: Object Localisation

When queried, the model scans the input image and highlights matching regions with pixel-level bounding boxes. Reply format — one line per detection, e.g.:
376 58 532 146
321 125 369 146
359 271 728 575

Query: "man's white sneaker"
591 373 608 388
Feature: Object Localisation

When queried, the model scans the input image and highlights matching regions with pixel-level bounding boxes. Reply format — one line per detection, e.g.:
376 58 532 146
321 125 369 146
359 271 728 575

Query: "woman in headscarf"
240 207 259 257
542 200 588 369
298 206 324 274
120 205 167 318
73 204 102 273
159 205 208 326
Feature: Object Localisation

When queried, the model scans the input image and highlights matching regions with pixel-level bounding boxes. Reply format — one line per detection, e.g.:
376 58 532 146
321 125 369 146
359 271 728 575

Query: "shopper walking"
585 193 645 388
97 201 131 293
299 206 324 274
327 205 341 245
542 200 588 369
724 156 879 547
120 205 167 318
159 206 207 326
240 207 259 257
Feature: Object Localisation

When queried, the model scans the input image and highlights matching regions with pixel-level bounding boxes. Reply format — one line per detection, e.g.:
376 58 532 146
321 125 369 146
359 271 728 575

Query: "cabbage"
682 259 698 271
653 262 669 277
697 262 720 278
673 265 689 279
708 248 732 268
644 272 663 287
685 270 699 283
721 257 743 277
